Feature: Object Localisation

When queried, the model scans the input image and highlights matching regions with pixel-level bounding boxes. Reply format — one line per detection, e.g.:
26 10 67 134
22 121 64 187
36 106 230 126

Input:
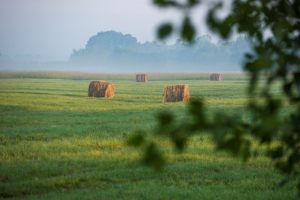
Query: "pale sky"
0 0 214 60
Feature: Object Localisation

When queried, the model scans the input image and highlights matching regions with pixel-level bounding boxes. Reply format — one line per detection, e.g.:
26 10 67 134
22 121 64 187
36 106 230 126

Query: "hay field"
0 73 295 199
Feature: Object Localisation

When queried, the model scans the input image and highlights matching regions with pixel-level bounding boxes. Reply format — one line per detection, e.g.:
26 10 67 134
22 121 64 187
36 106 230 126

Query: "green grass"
0 74 295 199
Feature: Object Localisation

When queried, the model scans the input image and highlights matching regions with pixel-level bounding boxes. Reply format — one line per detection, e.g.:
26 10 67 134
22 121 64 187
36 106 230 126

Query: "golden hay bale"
88 81 114 98
210 73 224 81
163 85 189 103
136 74 148 82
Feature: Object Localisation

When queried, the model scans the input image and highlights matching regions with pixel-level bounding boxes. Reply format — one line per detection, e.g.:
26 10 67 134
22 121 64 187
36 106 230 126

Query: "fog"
0 0 242 72
0 0 183 59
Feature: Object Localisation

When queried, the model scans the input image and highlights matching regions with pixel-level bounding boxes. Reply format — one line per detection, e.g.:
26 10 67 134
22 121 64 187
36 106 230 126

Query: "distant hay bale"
88 81 114 98
163 85 189 103
136 74 148 82
210 73 224 81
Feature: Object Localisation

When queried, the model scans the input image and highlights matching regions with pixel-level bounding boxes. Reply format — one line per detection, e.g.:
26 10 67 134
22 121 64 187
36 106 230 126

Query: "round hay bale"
163 84 189 103
88 81 114 98
136 74 148 82
210 73 224 81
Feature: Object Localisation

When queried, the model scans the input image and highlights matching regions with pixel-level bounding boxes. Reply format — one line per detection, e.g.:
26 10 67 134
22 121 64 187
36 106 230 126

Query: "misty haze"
1 30 250 72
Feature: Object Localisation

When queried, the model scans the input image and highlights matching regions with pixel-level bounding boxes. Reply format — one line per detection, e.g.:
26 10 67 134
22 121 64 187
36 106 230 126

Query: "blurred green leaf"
268 146 284 159
181 17 196 42
188 99 207 130
153 0 179 8
170 129 188 151
143 142 166 170
187 0 200 7
127 131 145 147
157 111 174 127
283 82 292 96
157 23 173 39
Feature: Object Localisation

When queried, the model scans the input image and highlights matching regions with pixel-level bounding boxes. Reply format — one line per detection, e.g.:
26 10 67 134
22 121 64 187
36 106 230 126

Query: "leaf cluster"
130 0 300 197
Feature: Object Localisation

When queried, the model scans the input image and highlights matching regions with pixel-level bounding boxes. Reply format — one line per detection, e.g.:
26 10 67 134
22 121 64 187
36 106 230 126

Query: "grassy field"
0 73 296 199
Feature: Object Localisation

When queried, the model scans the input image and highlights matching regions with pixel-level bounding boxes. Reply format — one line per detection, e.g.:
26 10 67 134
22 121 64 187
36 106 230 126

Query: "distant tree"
69 30 248 71
128 0 300 197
